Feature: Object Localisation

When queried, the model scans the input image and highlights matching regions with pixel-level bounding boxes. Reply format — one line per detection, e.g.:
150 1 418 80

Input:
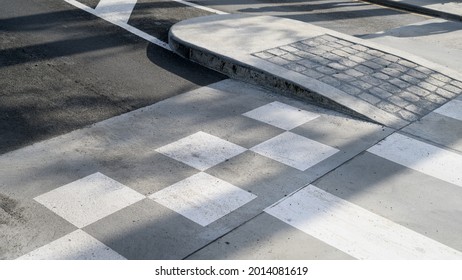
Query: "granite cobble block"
355 65 375 75
281 53 304 61
339 84 363 95
301 69 324 79
431 73 452 83
397 109 418 121
387 63 408 73
426 94 448 105
355 52 375 60
381 54 400 63
298 59 321 68
316 66 338 75
407 69 428 79
362 61 383 70
267 48 288 56
333 73 356 82
372 57 392 67
341 47 359 54
345 69 364 78
359 93 381 104
350 80 373 90
360 75 383 86
443 84 462 94
285 63 308 72
381 68 402 78
377 101 401 113
332 49 350 57
351 44 368 52
417 81 438 92
279 45 300 53
349 55 367 64
415 66 435 75
400 74 421 85
408 86 430 97
398 59 418 68
396 91 420 102
450 80 462 89
388 95 409 107
415 99 439 110
253 52 275 59
320 76 342 87
436 88 457 99
328 62 348 71
405 104 428 115
379 83 401 94
366 49 385 57
372 72 390 80
339 59 358 68
368 87 393 99
369 87 393 99
268 56 290 66
389 78 411 89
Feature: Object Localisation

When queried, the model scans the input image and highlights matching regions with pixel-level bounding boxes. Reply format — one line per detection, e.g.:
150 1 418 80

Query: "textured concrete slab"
169 14 462 129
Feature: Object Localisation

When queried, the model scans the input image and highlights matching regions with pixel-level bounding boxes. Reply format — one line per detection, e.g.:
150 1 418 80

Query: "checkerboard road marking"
266 185 462 259
368 133 462 188
251 131 339 171
150 172 257 226
34 172 145 228
17 229 126 260
155 131 247 171
243 101 320 130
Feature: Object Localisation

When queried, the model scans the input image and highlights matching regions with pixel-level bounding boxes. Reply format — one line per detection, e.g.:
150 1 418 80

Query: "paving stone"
301 39 321 47
443 84 462 94
341 47 359 54
379 83 402 94
366 49 385 57
336 40 353 47
351 44 368 52
372 72 390 80
415 99 438 110
431 73 452 83
359 93 381 104
350 80 373 90
350 55 367 64
285 63 307 72
426 77 447 87
318 45 335 52
405 104 428 115
368 87 393 99
355 52 375 60
372 58 392 67
332 50 350 57
388 95 409 107
400 74 421 85
381 68 402 78
389 78 411 89
328 62 348 71
417 81 438 92
407 69 428 79
333 73 356 82
387 63 408 73
267 48 288 56
307 48 328 56
302 69 324 79
426 94 448 105
316 66 337 75
408 86 430 97
415 66 435 75
279 45 300 53
281 53 303 62
396 91 420 102
290 42 315 52
360 75 383 86
397 109 419 121
381 54 400 63
320 76 342 87
450 80 462 89
322 53 342 62
355 65 374 75
345 69 364 78
328 42 344 49
339 83 363 96
362 61 383 70
376 101 401 113
436 88 457 99
398 59 418 68
253 52 274 59
338 59 358 68
298 59 321 68
268 56 290 66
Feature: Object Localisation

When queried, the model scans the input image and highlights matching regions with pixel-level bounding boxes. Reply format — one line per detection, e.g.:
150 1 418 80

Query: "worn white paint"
434 99 462 121
266 185 462 259
17 230 126 260
150 172 256 226
251 132 338 171
172 0 228 15
243 101 320 130
94 0 138 23
156 131 246 171
34 172 145 228
368 133 462 188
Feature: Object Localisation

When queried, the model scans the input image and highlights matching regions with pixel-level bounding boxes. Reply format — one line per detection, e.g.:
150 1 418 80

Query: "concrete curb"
365 0 462 21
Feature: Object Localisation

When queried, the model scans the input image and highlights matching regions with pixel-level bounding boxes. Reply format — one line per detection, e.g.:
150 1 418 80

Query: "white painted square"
155 131 247 171
243 101 320 130
251 132 339 171
34 172 145 228
17 229 126 260
149 172 256 226
266 185 462 259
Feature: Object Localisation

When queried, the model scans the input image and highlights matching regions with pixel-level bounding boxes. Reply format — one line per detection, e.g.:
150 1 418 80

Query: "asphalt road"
0 0 427 155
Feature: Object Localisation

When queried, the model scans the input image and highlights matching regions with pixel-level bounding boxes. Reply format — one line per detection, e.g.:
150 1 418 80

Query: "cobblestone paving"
253 35 462 121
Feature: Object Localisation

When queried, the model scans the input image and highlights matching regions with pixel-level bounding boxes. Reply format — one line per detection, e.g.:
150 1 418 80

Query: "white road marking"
150 172 256 226
266 184 462 259
251 132 339 171
34 172 145 228
243 101 320 130
434 99 462 121
63 0 228 50
17 229 126 260
368 133 462 188
95 0 138 23
172 0 229 15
